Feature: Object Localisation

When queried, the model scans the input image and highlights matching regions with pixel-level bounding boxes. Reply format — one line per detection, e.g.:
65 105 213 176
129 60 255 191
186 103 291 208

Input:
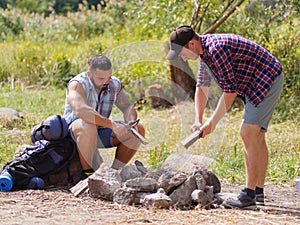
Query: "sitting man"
64 54 145 176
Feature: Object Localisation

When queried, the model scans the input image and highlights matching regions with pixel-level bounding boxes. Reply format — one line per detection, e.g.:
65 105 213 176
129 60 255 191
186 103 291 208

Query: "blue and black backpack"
1 115 76 190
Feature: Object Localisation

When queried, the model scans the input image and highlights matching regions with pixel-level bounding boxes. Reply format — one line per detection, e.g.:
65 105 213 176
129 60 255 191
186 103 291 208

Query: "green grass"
0 87 299 186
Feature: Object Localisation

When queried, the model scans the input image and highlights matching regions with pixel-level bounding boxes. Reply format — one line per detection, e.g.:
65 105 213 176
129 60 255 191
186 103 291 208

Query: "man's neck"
199 38 204 56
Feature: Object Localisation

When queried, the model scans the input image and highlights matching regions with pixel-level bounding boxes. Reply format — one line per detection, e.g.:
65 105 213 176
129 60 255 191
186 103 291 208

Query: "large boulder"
88 165 121 200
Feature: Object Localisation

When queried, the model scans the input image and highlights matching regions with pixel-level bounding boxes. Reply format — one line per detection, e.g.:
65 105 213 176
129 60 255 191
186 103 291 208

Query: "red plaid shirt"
197 34 282 106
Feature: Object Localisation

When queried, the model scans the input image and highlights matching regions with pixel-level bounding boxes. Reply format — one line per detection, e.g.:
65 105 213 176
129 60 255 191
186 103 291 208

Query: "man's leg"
111 124 145 169
223 123 267 209
240 123 268 190
71 119 98 170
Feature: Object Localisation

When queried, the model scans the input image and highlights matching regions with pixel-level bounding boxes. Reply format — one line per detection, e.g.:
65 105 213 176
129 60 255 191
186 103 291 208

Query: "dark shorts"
97 127 114 148
68 124 114 148
243 73 284 132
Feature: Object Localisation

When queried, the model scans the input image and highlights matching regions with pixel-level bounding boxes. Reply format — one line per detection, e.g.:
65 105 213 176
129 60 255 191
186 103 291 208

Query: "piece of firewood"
181 130 202 149
69 178 89 197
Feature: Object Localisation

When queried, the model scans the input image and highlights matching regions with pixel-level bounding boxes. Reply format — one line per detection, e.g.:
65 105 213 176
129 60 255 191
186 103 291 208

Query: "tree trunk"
169 58 196 103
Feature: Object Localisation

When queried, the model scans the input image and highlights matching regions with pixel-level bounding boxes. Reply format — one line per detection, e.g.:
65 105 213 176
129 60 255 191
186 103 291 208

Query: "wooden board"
69 178 89 197
180 130 202 149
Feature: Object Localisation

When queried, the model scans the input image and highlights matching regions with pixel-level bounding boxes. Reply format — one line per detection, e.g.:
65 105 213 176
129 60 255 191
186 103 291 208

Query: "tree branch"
202 0 246 34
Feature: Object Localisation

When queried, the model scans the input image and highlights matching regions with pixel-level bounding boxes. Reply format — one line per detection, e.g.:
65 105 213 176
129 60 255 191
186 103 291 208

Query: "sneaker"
256 193 265 206
223 191 257 210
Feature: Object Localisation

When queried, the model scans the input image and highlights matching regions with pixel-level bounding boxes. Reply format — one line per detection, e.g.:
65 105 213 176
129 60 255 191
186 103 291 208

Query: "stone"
191 186 215 209
119 164 143 182
163 153 216 174
191 189 210 206
134 160 148 175
214 192 237 205
133 192 152 205
88 165 121 200
157 170 177 193
143 188 173 209
125 177 158 192
169 175 197 209
145 84 172 108
113 187 137 205
166 172 187 194
204 186 214 201
194 173 206 191
192 167 221 194
144 168 168 181
0 108 23 120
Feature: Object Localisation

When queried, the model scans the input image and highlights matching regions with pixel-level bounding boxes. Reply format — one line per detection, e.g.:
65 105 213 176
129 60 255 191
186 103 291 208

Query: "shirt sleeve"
196 61 211 87
211 45 237 93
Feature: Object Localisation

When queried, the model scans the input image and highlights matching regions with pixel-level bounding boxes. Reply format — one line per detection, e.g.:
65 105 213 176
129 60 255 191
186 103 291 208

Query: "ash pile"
85 160 222 210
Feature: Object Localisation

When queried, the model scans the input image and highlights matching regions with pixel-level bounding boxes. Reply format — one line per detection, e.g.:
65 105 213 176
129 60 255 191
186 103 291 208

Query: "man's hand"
112 122 133 143
190 122 202 133
199 118 216 138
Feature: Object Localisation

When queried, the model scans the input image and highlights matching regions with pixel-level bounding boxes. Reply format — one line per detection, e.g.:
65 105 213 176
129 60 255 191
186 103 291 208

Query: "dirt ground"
0 183 299 225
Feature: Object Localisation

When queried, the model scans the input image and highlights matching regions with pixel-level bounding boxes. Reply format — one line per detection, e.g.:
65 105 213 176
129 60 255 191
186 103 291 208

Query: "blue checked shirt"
197 34 282 106
64 72 121 125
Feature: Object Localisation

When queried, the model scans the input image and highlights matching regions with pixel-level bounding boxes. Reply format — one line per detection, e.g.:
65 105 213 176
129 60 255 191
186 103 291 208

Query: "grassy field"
0 87 299 186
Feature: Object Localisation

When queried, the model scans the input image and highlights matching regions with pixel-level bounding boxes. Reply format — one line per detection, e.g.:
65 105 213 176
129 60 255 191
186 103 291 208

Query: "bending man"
167 25 283 209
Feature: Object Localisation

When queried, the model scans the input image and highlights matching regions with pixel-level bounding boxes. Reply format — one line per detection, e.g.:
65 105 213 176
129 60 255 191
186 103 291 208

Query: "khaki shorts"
242 73 284 132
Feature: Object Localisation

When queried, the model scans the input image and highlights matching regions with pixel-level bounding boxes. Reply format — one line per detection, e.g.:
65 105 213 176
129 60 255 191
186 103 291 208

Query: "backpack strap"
34 121 48 141
57 115 64 138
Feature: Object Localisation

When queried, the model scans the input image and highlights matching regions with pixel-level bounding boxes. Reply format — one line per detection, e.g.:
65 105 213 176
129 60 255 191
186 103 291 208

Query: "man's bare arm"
195 86 209 124
115 88 137 123
67 81 113 129
200 92 237 137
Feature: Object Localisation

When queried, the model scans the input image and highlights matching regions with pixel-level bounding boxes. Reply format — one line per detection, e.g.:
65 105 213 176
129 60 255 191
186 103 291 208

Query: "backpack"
30 115 68 143
2 138 76 189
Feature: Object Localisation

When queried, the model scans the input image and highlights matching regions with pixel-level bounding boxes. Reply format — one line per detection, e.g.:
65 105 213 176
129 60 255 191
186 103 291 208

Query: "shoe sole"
256 202 265 206
222 202 258 210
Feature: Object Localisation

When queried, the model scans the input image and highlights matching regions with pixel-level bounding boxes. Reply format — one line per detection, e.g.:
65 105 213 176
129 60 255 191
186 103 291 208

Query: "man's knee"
240 123 265 145
71 119 98 140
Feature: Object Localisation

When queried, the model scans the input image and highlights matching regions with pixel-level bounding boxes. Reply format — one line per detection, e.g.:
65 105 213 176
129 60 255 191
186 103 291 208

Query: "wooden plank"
180 130 202 149
69 178 89 197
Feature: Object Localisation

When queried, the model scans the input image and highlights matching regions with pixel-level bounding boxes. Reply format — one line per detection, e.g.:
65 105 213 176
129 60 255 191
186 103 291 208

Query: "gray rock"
157 170 177 193
194 173 206 191
191 189 210 206
133 192 152 205
205 185 214 201
134 160 148 175
125 177 158 192
113 187 137 205
166 172 187 194
169 175 197 209
192 167 221 194
0 108 23 120
88 165 121 200
163 153 216 174
143 188 173 209
144 168 168 181
119 164 143 182
191 186 214 209
214 192 237 205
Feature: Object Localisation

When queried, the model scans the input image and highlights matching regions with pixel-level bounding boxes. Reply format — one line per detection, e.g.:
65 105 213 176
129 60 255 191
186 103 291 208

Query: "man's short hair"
88 54 112 72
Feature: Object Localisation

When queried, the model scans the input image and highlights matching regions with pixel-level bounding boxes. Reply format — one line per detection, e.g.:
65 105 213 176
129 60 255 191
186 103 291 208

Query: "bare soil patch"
0 183 299 225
